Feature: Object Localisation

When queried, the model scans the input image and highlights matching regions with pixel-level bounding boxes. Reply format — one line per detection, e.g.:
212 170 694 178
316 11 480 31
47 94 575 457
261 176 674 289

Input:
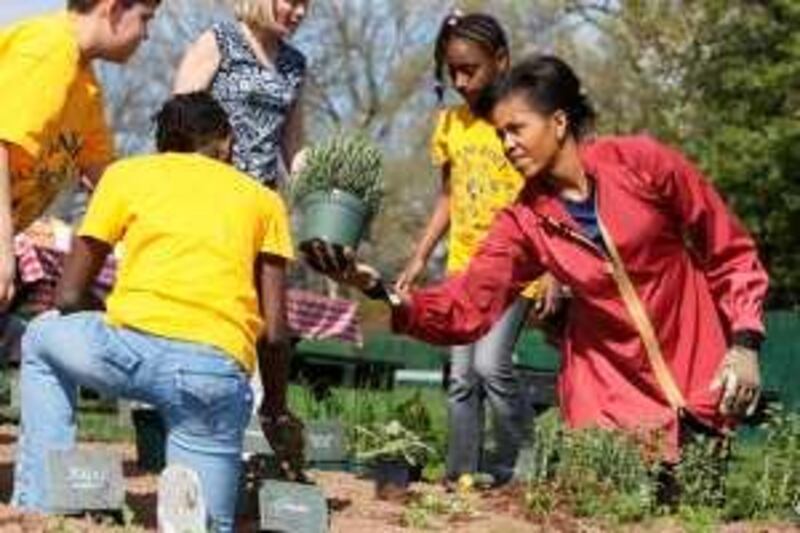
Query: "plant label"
259 480 328 533
305 421 347 464
46 450 124 513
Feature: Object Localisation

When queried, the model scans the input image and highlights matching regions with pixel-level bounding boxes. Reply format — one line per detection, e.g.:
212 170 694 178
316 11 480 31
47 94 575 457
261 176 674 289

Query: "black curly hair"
477 55 596 139
154 92 231 154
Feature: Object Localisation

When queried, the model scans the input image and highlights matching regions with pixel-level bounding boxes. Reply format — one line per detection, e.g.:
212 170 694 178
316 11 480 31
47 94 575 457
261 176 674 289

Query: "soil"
0 425 794 532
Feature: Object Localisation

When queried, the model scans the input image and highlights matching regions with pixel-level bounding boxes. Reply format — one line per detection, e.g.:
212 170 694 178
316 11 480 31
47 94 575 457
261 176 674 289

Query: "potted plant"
355 420 434 500
291 134 384 250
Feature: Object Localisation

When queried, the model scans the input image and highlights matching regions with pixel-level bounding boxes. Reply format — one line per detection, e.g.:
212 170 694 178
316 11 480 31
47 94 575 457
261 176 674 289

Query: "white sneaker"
157 464 207 533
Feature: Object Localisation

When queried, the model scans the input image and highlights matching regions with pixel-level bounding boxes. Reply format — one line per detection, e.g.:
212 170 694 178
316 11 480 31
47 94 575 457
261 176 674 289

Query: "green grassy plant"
291 133 384 215
355 420 435 466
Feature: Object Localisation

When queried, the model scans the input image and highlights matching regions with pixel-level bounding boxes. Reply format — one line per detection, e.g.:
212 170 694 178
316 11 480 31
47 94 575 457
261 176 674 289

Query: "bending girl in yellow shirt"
395 12 552 488
0 0 159 308
13 93 298 532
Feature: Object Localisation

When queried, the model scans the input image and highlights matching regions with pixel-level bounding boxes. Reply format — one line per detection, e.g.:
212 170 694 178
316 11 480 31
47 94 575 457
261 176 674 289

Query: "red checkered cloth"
13 226 363 345
286 289 363 345
13 233 116 314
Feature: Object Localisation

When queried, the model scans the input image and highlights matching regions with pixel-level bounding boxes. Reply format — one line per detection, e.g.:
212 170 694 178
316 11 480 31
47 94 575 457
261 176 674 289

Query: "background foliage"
96 0 799 307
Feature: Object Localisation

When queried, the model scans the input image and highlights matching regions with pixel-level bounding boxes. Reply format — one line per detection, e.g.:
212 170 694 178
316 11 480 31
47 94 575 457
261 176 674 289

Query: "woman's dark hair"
478 55 596 139
434 12 509 103
155 92 231 153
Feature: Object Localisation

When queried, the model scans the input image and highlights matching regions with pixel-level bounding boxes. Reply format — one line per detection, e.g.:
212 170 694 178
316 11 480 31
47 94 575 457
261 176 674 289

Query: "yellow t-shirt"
79 153 295 374
0 12 113 230
431 104 541 298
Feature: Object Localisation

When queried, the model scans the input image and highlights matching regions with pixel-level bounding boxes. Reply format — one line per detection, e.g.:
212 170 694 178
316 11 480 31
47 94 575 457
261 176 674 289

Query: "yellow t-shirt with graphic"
431 104 541 298
79 153 295 374
0 12 113 230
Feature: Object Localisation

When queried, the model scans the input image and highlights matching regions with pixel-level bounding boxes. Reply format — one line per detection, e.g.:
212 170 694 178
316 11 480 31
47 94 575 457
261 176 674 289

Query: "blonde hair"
230 0 274 28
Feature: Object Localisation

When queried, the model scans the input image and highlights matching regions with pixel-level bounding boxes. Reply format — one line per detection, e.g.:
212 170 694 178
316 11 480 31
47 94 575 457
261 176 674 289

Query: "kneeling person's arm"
59 165 128 314
256 253 291 417
56 236 110 314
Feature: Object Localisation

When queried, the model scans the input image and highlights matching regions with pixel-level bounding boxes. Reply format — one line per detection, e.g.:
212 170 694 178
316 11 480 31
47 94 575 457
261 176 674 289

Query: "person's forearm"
55 236 111 313
257 255 291 415
258 337 291 415
409 188 450 264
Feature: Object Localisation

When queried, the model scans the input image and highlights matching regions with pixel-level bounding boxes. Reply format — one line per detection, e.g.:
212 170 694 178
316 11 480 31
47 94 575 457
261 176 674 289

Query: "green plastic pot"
297 189 370 249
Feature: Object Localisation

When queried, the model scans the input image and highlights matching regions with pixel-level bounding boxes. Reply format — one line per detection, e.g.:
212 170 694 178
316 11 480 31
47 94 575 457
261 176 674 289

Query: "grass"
289 384 799 528
519 407 800 528
1 371 797 530
78 410 135 443
287 384 449 471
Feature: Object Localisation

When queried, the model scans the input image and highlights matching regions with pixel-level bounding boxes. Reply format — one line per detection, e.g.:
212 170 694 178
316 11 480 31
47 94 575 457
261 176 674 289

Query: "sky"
0 0 63 26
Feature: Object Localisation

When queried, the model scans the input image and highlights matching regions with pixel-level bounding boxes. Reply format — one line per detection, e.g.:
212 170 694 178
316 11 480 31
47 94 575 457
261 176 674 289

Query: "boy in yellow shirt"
13 93 298 533
0 0 160 308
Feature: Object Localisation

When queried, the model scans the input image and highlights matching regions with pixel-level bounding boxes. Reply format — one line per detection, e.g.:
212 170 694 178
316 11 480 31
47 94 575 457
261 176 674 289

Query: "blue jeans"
447 298 530 483
12 312 252 533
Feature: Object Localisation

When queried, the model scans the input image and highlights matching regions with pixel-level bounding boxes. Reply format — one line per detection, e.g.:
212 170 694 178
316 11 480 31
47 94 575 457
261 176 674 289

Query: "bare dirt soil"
0 425 794 532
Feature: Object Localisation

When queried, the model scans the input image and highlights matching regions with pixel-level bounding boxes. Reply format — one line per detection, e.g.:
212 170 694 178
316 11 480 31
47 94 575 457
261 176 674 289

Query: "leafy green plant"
401 490 476 529
393 390 433 441
724 406 800 521
355 420 435 467
675 434 728 509
291 133 384 215
520 411 660 523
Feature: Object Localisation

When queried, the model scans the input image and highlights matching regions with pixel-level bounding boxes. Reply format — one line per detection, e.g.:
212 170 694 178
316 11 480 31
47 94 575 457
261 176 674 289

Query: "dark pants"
657 412 731 507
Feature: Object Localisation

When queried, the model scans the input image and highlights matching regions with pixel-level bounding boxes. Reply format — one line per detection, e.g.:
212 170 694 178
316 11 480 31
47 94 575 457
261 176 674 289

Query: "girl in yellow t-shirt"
394 12 546 487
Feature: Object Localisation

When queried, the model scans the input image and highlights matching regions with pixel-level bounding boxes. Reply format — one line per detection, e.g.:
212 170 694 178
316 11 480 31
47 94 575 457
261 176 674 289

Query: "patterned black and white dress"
209 21 306 187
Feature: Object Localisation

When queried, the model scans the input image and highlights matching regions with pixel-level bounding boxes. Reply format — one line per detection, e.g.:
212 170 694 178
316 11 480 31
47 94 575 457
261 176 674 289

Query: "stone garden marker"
46 449 124 513
304 421 347 466
243 417 348 466
259 480 328 533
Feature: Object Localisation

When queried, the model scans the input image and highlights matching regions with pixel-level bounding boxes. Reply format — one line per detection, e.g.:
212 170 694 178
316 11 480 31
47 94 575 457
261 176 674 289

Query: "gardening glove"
710 344 761 419
259 410 308 482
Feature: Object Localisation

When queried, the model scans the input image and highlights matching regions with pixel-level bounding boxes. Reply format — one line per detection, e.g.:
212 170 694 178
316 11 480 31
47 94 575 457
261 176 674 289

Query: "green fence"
760 311 800 411
294 311 798 410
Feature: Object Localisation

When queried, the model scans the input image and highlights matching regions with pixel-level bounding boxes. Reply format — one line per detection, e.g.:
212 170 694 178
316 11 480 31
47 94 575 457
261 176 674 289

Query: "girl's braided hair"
434 11 509 103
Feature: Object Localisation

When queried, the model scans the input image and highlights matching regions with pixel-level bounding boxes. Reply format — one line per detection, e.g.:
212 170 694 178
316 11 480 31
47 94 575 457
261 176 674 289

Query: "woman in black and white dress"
174 0 310 188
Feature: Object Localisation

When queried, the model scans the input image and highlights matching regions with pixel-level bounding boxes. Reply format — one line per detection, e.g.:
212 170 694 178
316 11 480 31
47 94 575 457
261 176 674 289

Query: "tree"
574 0 800 307
683 0 800 308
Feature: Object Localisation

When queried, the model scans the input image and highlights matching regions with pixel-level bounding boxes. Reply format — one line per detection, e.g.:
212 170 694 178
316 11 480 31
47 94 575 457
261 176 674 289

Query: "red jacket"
394 135 768 458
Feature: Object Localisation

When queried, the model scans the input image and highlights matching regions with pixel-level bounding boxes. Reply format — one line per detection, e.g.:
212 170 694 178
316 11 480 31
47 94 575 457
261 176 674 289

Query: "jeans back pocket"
173 367 250 443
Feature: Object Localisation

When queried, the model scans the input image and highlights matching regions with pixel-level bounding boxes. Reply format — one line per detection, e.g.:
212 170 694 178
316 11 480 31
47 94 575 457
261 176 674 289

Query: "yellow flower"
457 473 474 494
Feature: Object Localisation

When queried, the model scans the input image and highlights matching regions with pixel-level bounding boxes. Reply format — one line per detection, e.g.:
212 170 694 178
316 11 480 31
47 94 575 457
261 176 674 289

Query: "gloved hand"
710 345 761 419
259 410 307 482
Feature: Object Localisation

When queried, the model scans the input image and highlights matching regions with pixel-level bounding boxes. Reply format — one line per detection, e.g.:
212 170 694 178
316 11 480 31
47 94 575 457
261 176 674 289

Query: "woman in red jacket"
307 55 768 460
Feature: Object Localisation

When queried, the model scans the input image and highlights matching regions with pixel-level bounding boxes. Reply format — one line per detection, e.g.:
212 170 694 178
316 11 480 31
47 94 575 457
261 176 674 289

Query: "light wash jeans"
447 298 530 483
12 312 252 533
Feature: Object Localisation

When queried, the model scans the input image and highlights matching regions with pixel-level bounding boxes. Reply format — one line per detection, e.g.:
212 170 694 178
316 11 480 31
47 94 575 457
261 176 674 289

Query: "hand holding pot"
300 238 403 305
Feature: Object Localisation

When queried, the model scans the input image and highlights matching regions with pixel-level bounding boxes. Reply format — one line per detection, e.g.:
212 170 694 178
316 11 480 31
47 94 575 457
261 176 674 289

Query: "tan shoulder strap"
597 217 687 412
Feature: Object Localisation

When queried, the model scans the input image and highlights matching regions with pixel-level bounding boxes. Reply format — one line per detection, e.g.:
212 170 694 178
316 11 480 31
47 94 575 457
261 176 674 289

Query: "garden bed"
0 384 795 532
